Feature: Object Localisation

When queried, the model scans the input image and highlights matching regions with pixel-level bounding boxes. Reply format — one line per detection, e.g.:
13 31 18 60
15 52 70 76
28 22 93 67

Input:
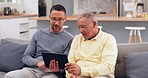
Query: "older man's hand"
65 63 81 75
70 75 79 78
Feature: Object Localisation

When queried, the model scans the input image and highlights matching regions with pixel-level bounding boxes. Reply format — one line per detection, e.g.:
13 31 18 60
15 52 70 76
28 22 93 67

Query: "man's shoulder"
63 30 74 38
101 31 115 39
40 28 49 32
73 34 83 40
75 34 82 37
35 28 49 34
102 31 114 37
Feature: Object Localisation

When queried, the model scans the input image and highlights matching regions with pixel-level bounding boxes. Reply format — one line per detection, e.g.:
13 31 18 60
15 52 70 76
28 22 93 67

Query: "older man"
65 12 118 78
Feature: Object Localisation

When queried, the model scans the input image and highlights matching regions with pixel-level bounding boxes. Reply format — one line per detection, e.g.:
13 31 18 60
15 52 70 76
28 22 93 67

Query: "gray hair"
77 12 96 21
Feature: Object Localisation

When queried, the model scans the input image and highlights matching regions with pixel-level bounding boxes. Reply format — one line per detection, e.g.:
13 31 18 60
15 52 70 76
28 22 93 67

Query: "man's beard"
51 25 62 33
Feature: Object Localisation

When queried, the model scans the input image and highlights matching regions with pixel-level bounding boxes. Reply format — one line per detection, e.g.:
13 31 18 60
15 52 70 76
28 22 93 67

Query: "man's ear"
49 15 50 19
93 21 97 27
64 16 67 22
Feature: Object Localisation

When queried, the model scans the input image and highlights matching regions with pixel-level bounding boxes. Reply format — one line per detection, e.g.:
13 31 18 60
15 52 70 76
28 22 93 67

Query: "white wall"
22 0 38 14
45 0 52 16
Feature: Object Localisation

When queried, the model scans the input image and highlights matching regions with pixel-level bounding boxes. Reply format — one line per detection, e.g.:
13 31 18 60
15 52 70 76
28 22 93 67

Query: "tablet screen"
42 52 68 69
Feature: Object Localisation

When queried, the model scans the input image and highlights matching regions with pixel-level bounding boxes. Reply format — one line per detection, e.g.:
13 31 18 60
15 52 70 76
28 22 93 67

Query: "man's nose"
55 21 60 25
80 28 84 33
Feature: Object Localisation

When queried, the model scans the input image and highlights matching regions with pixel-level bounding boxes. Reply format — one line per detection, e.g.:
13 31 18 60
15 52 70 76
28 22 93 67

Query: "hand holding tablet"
49 60 59 72
42 52 68 70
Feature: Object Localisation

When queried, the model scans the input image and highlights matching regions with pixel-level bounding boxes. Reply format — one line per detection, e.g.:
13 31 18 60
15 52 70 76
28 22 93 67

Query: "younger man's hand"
49 60 60 72
37 61 47 70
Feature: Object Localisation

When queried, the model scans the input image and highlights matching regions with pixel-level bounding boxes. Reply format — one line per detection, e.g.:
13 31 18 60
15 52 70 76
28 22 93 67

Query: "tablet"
42 52 68 69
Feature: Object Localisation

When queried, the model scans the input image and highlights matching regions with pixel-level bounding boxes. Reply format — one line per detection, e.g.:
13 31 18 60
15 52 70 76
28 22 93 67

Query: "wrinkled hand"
70 75 79 78
65 63 81 75
37 61 47 70
49 60 60 72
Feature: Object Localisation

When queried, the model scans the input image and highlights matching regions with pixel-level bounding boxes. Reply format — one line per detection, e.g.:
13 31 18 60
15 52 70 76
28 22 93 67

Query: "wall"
39 0 148 43
22 0 38 14
51 0 148 16
52 0 73 16
0 0 148 16
45 0 52 16
98 21 148 43
37 20 148 43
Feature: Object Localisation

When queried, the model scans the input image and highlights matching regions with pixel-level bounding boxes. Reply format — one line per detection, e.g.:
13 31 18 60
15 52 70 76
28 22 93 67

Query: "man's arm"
64 38 73 55
65 36 78 78
22 32 39 67
68 36 78 64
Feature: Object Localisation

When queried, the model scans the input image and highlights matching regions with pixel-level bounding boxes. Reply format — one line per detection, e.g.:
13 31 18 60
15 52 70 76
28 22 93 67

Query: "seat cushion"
0 39 28 72
125 52 148 78
0 71 6 78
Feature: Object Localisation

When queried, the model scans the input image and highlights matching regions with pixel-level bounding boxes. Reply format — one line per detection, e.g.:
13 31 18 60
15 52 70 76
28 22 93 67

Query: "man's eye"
58 18 64 21
51 18 56 20
81 26 85 28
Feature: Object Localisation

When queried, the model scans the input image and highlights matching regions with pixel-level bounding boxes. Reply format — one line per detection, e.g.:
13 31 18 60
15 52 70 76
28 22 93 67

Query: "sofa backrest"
115 42 148 78
4 38 29 44
0 38 29 72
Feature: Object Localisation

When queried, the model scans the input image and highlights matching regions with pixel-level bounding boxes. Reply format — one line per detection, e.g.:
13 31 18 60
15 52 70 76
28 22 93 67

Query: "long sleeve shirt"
22 28 74 67
67 31 118 78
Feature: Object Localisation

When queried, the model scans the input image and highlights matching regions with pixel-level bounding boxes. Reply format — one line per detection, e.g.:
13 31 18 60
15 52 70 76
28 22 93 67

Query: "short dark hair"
50 4 66 15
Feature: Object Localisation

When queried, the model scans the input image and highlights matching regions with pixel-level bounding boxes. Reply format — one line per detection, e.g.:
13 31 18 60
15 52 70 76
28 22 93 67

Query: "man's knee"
4 68 31 78
4 70 20 78
42 73 59 78
4 72 11 78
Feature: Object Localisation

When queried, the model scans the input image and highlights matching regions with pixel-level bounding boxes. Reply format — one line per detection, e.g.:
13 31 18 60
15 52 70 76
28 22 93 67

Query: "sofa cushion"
0 71 6 78
0 39 28 72
125 52 148 78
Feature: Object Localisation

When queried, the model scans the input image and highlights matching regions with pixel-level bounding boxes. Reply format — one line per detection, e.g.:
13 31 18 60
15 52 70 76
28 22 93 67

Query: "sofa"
0 38 29 78
115 42 148 78
0 38 148 78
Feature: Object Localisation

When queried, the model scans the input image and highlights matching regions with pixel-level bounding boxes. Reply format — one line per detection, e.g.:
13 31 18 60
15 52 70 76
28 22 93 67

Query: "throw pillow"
125 52 148 78
0 39 28 72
